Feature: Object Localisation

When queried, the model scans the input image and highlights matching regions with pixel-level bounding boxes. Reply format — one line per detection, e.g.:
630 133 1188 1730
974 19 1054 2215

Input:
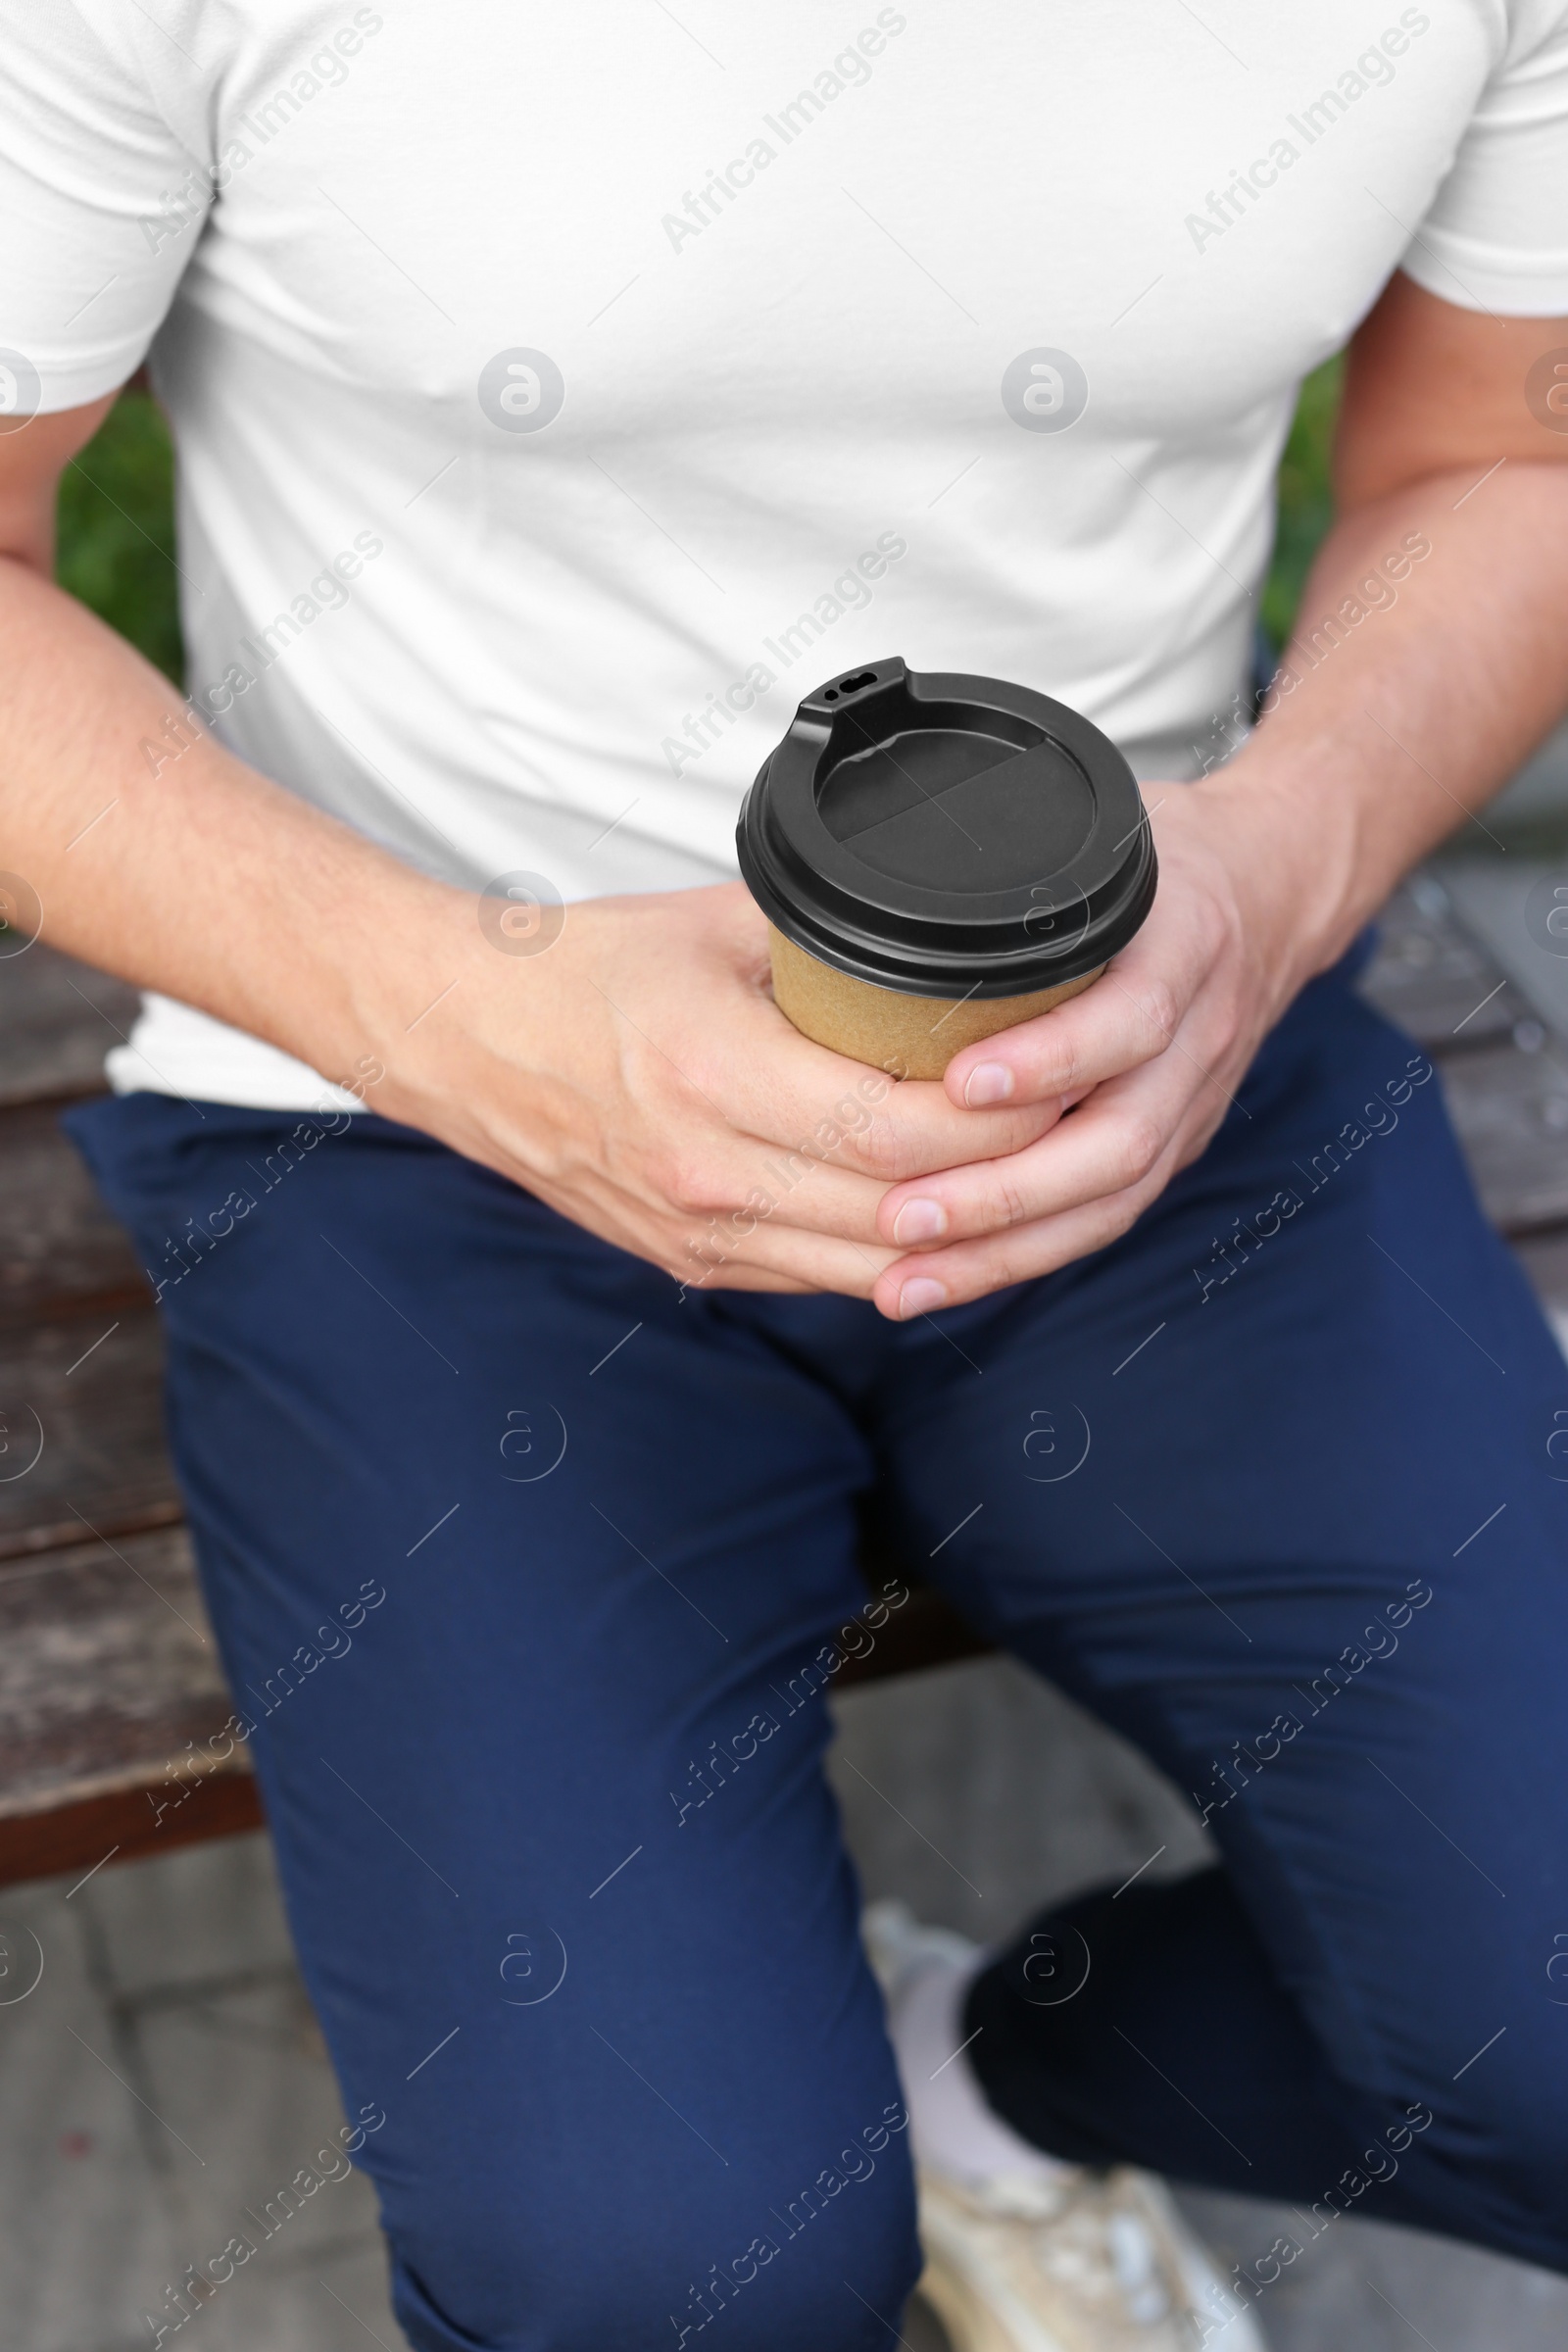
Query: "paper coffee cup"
737 658 1155 1080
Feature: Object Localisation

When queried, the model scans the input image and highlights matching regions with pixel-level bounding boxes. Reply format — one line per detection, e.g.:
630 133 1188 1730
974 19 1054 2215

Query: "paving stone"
202 2239 405 2352
828 1651 1215 1945
124 1974 385 2308
75 1830 296 1998
1 1849 400 2351
1173 2185 1568 2352
0 1874 182 2352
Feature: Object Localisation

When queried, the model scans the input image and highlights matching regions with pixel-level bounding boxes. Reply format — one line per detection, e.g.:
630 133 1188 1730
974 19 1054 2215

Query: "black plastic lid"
736 657 1156 1000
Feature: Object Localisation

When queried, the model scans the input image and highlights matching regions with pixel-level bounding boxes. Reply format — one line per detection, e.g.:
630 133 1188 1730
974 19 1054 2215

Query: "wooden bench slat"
0 1103 150 1328
1438 854 1568 1049
0 943 139 1109
0 1529 232 1815
0 1308 179 1560
1356 874 1529 1049
1436 1038 1568 1236
0 1523 265 1892
0 1769 264 1892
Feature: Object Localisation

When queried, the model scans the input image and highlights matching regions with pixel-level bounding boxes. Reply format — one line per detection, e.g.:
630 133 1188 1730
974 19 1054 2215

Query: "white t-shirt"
6 0 1568 1109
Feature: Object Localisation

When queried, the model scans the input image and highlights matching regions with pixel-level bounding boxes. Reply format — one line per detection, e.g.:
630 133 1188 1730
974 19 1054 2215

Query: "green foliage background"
54 364 1343 687
1263 357 1344 651
55 390 184 683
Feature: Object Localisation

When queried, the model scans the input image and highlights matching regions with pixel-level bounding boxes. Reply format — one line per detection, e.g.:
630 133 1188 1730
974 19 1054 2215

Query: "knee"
661 2179 919 2351
389 2145 919 2351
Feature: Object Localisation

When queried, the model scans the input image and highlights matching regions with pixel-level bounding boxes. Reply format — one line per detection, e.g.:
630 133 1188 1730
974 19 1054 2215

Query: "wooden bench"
4 877 1567 1891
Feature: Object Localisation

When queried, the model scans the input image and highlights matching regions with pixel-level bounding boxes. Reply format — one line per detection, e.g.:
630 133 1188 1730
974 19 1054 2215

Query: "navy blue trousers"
69 960 1568 2350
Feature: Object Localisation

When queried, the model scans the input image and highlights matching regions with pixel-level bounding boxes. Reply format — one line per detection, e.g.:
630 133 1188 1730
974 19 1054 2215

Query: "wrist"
334 866 480 1101
1191 738 1375 1004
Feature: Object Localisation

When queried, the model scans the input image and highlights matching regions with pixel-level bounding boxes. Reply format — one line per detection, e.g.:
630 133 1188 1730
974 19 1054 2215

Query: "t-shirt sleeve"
0 0 208 416
1400 0 1568 314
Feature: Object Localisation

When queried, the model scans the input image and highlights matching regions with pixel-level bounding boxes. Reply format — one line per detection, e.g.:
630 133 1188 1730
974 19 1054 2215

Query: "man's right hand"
371 877 1057 1297
2 391 1054 1302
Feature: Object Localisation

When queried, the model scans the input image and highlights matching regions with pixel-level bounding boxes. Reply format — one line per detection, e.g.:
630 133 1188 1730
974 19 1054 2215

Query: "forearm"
0 554 459 1086
1203 461 1568 997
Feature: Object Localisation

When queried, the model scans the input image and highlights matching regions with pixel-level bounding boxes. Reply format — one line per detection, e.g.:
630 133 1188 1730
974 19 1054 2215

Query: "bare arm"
0 395 1047 1296
0 396 456 1078
871 276 1568 1315
15 279 1563 1316
1222 269 1568 967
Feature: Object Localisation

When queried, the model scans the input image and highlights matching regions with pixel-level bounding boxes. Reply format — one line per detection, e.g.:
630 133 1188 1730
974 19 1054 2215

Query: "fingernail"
898 1277 947 1319
963 1062 1013 1106
892 1198 946 1245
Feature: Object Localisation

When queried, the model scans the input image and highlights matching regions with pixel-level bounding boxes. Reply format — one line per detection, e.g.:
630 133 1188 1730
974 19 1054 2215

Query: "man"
4 3 1567 2346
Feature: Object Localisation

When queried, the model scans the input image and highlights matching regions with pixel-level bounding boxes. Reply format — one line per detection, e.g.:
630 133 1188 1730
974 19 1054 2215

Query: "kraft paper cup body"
737 657 1155 1079
767 924 1102 1080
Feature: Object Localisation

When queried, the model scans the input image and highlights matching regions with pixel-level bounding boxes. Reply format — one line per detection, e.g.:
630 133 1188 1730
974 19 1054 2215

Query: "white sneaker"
864 1902 1267 2352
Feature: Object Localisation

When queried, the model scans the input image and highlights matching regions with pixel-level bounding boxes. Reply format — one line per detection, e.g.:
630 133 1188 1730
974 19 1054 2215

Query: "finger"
687 1264 824 1295
868 1159 1175 1320
635 1121 898 1245
874 1050 1201 1249
659 1198 898 1299
939 909 1218 1110
662 877 1066 1174
522 1146 900 1298
697 978 1063 1178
